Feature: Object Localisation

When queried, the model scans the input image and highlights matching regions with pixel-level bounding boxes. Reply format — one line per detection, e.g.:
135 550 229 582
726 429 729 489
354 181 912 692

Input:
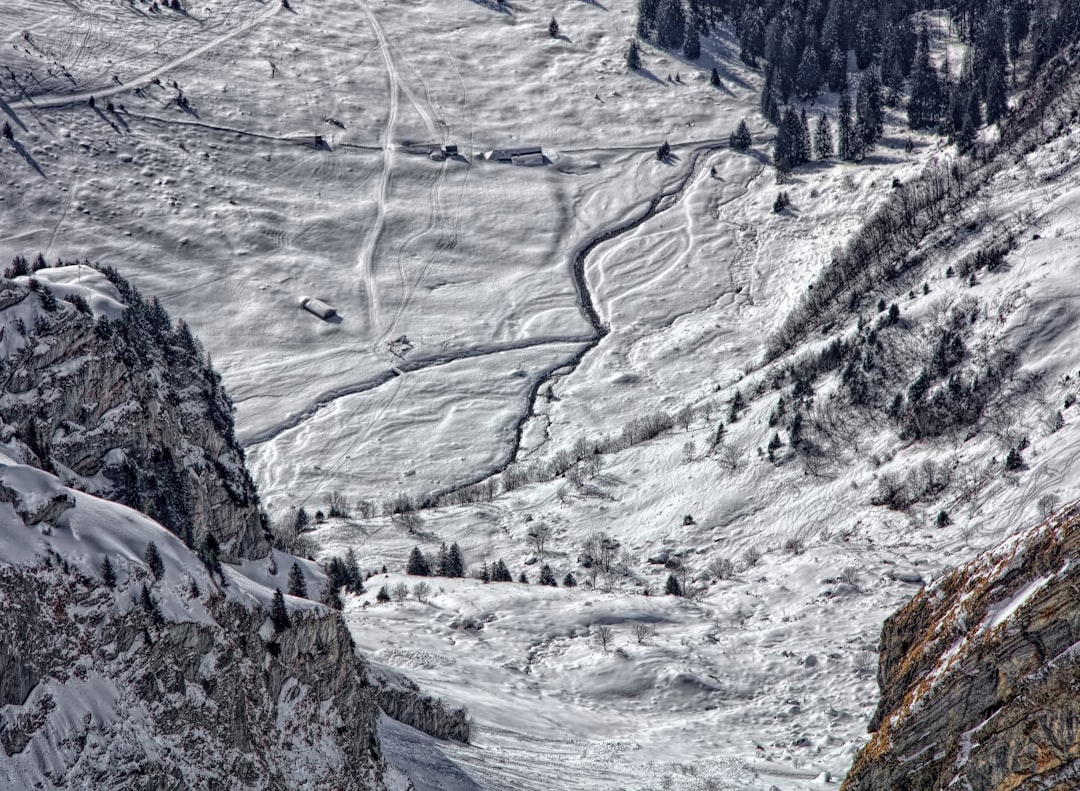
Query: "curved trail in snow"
428 141 733 501
8 0 280 110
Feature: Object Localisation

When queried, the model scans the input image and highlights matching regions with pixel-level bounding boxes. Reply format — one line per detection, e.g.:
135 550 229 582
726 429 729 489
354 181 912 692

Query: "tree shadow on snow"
9 140 46 179
580 0 607 9
632 66 665 85
467 0 513 13
0 97 28 134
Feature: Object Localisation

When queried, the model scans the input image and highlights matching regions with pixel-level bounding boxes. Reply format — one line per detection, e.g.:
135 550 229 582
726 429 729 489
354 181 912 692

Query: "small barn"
487 145 543 162
300 296 337 320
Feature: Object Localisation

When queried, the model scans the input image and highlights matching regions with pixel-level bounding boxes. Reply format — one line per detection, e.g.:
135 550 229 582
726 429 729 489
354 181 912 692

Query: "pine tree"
656 140 671 160
344 548 363 593
795 45 821 100
1 121 12 140
539 564 557 586
144 541 164 581
406 546 430 576
270 588 291 631
826 44 847 92
838 90 856 161
493 559 512 582
294 507 310 533
738 4 765 65
436 542 451 576
448 542 465 577
656 0 686 50
729 118 752 151
664 573 682 596
798 107 812 164
853 9 880 70
101 556 117 589
627 39 642 71
637 0 660 39
855 67 883 149
549 17 560 38
813 112 834 159
562 571 578 588
377 585 392 603
984 59 1006 125
287 562 308 598
321 580 344 610
908 26 942 129
759 67 781 125
478 561 491 583
140 584 163 625
518 571 529 584
683 21 700 60
710 67 720 88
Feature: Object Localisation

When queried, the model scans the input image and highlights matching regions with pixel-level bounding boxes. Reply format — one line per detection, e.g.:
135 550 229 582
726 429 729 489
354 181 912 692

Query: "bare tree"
1038 493 1060 518
593 624 614 652
706 557 735 580
632 623 655 645
717 444 745 472
325 491 350 518
528 522 552 558
412 581 432 603
391 582 409 603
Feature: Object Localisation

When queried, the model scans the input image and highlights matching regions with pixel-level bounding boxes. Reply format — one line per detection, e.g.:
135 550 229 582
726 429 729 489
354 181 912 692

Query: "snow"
5 0 1080 787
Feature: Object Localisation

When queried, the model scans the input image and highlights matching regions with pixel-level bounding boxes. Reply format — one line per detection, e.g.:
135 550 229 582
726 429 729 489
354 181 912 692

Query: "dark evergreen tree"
294 506 310 533
144 541 164 581
492 559 513 582
406 546 430 576
549 17 560 38
518 571 529 584
101 555 117 589
798 107 812 163
853 9 880 70
478 561 491 583
140 584 163 625
813 112 834 159
656 0 686 50
448 542 465 577
1 121 11 140
759 67 782 125
837 89 856 160
984 59 1006 124
683 21 701 59
710 67 721 87
738 4 765 65
287 562 308 598
270 588 291 631
627 39 642 71
637 0 661 39
321 580 344 610
436 542 451 576
539 564 558 586
795 45 821 100
826 44 848 92
908 26 942 129
377 584 392 603
855 67 883 149
730 118 752 150
656 139 671 160
344 548 363 593
562 571 578 587
664 573 682 596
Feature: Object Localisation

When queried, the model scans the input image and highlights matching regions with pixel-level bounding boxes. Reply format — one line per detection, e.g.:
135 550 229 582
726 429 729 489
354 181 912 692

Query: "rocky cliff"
843 506 1080 791
0 259 268 561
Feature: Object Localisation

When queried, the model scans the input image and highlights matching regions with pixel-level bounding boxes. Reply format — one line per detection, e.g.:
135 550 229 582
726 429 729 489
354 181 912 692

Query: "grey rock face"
0 275 268 561
0 561 386 790
843 506 1080 791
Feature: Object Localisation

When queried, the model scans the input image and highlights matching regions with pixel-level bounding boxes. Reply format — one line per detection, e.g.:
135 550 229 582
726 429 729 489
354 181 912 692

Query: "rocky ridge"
843 504 1080 791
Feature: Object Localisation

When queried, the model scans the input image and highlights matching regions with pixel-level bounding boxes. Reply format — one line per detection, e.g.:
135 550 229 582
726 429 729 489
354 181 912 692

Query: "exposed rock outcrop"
843 506 1080 791
0 557 385 790
0 264 268 561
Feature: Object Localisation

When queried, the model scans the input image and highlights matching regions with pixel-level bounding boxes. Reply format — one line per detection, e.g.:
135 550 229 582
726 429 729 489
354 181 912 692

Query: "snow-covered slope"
8 0 1080 788
0 444 386 790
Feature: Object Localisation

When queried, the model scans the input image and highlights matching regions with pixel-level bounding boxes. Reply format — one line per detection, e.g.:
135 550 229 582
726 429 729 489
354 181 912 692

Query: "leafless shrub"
633 623 655 645
839 566 860 586
528 522 552 558
741 545 762 569
1038 493 1060 518
412 581 432 603
565 464 586 487
620 411 674 446
355 499 376 519
870 471 911 511
717 444 746 472
783 536 806 555
675 405 694 431
706 557 735 580
593 624 615 652
391 582 409 603
681 440 696 464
